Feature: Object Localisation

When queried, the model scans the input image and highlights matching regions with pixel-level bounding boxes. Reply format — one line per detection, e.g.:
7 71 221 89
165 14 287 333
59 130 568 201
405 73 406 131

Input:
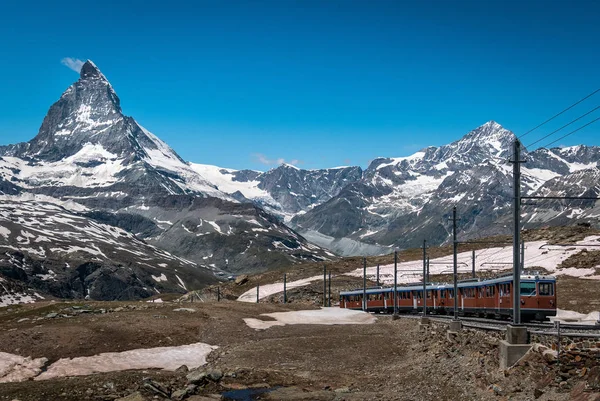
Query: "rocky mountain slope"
0 198 216 304
290 122 600 253
188 163 363 221
0 61 331 302
199 121 599 255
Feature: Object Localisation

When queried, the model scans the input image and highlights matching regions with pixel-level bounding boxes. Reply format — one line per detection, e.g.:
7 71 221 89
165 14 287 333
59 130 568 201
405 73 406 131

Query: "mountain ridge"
0 60 332 303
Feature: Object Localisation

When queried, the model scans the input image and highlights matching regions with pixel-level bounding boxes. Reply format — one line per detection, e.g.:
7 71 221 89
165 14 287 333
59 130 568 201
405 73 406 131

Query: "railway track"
390 314 600 337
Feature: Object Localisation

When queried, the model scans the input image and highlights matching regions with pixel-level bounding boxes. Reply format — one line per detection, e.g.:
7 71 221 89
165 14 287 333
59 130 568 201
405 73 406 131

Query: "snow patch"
244 307 376 330
35 343 217 381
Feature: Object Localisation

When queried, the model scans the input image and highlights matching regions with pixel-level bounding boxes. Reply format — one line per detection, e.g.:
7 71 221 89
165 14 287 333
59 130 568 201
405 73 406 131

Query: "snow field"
237 275 322 302
238 236 600 303
0 353 48 383
0 343 218 382
244 307 376 330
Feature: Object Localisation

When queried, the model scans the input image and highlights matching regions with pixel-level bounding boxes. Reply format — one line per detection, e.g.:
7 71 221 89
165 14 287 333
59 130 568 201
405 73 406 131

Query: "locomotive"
339 274 557 321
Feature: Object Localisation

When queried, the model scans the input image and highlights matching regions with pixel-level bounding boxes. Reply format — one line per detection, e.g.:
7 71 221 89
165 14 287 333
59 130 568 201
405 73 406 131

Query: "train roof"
339 274 556 296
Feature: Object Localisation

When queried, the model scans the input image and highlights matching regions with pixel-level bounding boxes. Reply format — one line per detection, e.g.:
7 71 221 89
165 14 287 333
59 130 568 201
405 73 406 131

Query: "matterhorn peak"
79 60 107 81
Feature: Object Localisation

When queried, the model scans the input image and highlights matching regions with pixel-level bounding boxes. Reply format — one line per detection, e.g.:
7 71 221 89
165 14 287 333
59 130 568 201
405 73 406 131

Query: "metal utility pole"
426 257 430 283
283 273 287 304
362 257 367 311
376 264 380 286
521 239 525 271
323 266 327 307
452 206 458 320
256 284 260 303
393 250 398 316
472 250 476 278
510 139 523 325
422 240 427 316
328 271 332 307
217 286 220 302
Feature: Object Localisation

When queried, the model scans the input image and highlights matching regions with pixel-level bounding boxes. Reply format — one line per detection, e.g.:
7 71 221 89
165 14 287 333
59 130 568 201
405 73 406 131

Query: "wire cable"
525 105 600 148
519 88 600 139
538 117 600 149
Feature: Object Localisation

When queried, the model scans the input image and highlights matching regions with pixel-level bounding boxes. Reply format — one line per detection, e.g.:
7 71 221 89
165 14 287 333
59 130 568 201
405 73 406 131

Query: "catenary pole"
283 273 287 304
472 249 476 278
362 257 367 311
512 139 523 325
323 265 327 307
328 271 332 307
521 239 525 271
423 240 427 316
453 206 458 320
393 250 398 316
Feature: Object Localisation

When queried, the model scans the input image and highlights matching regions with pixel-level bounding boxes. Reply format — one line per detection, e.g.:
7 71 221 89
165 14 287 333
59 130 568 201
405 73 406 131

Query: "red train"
339 274 557 321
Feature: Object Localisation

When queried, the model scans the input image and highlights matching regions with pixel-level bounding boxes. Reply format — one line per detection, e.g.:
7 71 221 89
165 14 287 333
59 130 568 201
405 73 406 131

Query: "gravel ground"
1 300 597 401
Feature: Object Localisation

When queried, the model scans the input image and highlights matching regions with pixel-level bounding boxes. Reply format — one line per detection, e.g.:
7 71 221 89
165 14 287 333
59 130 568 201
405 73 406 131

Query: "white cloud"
60 58 85 73
253 153 303 167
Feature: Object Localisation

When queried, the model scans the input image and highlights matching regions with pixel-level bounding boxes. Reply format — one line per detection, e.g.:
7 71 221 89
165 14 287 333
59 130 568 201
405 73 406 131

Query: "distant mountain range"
1 60 598 302
190 121 600 255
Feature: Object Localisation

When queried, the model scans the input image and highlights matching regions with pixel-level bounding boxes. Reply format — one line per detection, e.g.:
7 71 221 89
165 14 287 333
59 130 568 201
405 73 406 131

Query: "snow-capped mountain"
184 120 599 256
289 122 600 254
189 162 363 220
0 61 221 197
0 61 331 302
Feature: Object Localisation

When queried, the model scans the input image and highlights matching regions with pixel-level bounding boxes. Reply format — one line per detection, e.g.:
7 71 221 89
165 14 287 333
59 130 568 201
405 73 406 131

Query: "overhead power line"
519 88 600 139
538 117 600 149
525 105 600 148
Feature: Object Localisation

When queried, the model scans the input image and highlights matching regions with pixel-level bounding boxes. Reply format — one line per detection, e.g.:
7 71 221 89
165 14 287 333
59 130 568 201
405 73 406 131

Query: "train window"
539 282 554 296
520 282 537 296
427 290 432 298
440 289 446 298
449 289 454 299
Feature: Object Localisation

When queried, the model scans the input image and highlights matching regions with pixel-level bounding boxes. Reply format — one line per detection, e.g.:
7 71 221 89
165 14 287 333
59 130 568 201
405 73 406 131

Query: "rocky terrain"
1 300 599 401
0 199 216 304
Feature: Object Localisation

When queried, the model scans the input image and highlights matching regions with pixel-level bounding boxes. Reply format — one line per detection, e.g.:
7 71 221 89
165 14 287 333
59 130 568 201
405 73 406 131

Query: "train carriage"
339 274 556 322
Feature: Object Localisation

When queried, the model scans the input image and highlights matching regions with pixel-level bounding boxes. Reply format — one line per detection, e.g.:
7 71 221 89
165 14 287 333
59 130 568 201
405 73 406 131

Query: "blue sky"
0 0 598 170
